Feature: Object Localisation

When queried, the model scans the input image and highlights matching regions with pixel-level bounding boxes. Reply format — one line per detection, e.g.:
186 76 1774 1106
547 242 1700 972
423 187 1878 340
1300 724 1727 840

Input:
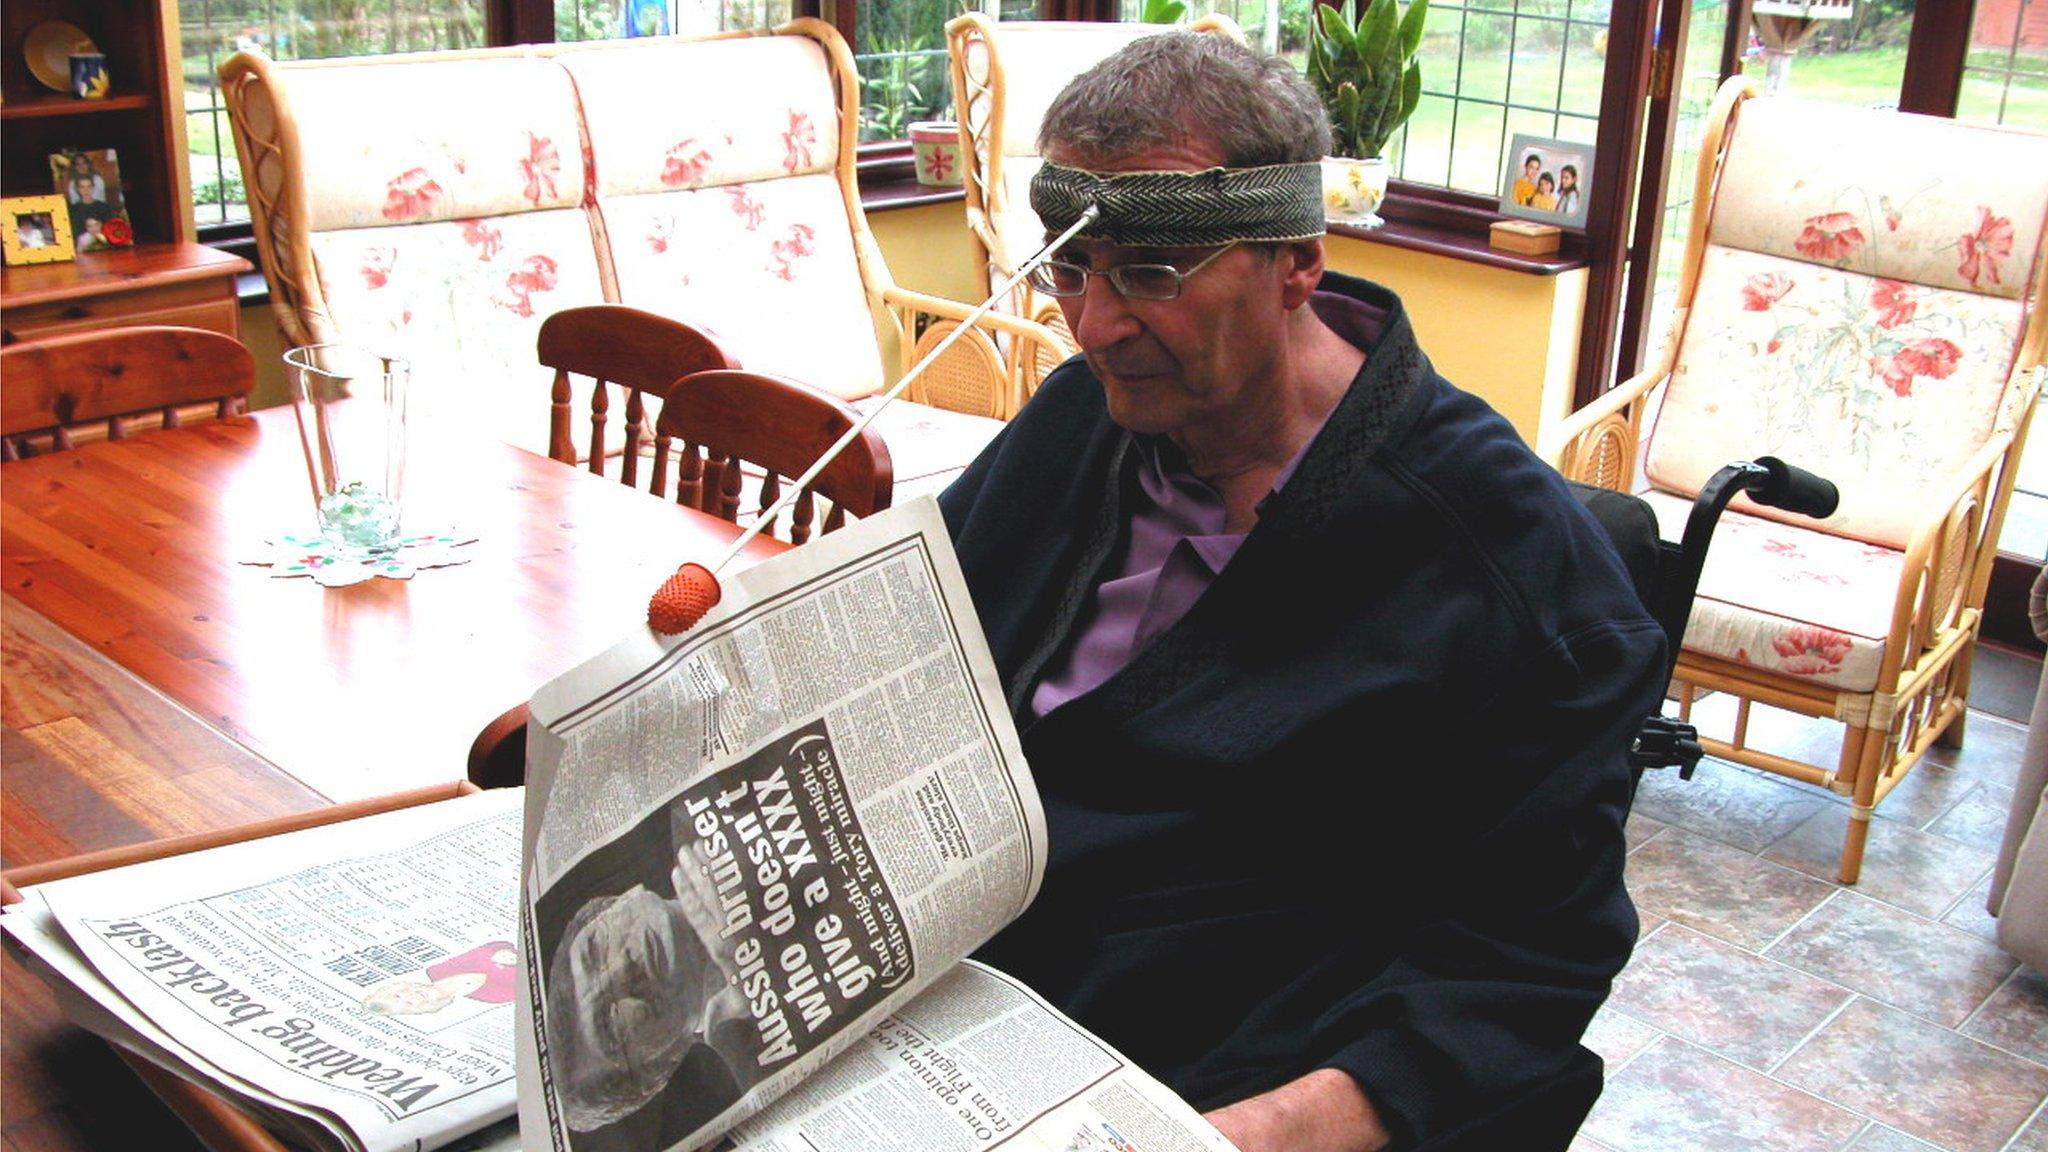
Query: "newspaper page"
726 961 1240 1152
516 498 1047 1152
3 787 523 1152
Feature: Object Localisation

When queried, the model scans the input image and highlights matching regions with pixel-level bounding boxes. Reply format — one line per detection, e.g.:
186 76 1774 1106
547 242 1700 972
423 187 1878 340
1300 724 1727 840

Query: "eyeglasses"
1028 242 1239 301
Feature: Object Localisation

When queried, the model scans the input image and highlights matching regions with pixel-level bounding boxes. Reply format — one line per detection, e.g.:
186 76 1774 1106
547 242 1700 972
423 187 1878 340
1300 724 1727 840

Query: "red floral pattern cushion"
1638 490 1898 692
309 211 606 454
1647 244 2026 549
1709 97 2048 300
285 57 587 230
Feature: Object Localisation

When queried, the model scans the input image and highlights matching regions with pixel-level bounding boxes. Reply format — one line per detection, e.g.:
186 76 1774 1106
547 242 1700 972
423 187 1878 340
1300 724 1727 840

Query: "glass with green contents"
284 344 410 552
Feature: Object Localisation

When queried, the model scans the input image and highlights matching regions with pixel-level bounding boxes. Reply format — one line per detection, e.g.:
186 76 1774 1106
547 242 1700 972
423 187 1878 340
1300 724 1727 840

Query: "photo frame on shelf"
1498 134 1594 230
49 148 134 251
3 195 77 266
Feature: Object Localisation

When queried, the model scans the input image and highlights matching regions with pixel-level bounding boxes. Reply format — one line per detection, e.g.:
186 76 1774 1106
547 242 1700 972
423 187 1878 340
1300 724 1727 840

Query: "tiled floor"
1572 671 2048 1152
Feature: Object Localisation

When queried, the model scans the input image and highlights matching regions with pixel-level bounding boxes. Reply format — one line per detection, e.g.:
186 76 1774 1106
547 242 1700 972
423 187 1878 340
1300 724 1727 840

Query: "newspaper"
3 787 526 1152
723 961 1240 1152
516 498 1236 1152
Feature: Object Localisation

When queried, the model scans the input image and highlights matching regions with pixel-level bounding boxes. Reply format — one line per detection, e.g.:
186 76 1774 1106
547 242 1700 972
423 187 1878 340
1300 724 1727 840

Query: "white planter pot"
909 120 964 188
1321 156 1389 229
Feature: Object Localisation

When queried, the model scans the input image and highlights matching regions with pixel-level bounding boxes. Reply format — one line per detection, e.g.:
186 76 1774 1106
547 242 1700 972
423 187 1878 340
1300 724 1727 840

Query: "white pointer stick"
648 203 1103 634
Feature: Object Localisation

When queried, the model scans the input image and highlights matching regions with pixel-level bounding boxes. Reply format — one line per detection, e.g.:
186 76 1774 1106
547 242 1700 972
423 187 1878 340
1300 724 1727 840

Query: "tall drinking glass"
284 344 410 551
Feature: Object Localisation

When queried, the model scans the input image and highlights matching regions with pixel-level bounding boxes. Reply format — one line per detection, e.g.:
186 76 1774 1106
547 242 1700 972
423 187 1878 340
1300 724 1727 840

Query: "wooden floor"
2 597 324 1151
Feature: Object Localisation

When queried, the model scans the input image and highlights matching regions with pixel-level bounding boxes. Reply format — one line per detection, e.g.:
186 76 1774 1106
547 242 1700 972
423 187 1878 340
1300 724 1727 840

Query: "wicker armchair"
218 20 1063 452
1543 77 2048 884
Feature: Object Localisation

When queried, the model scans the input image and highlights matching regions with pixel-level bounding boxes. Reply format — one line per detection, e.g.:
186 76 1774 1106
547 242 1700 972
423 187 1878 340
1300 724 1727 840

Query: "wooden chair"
1 326 254 460
469 368 891 786
944 13 1243 407
539 304 741 487
1544 77 2048 883
657 369 893 545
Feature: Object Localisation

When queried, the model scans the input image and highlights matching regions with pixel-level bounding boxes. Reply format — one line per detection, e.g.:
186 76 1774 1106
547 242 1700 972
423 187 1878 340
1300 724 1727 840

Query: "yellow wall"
1323 235 1586 443
865 202 1589 443
242 202 1585 444
867 200 987 303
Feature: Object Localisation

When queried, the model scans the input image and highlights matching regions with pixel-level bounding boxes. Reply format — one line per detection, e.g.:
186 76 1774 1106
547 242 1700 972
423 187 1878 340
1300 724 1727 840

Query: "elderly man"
939 32 1665 1152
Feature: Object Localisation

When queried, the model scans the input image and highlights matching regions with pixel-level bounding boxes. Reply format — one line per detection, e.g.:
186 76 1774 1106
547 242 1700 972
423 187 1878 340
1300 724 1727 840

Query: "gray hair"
1038 32 1331 167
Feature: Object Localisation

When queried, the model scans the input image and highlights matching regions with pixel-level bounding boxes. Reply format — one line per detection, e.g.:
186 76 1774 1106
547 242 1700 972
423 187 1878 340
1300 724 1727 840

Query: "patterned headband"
1030 161 1326 247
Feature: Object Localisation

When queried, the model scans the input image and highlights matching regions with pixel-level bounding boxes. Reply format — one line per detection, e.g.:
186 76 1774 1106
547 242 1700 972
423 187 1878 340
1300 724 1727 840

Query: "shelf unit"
1 0 247 342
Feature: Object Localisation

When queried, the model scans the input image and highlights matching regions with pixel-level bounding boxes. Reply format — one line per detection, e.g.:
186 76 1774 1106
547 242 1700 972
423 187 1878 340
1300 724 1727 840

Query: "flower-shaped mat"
240 530 478 587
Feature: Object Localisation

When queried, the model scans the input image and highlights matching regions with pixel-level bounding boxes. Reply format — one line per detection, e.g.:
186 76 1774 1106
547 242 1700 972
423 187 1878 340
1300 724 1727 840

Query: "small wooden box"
1489 219 1562 256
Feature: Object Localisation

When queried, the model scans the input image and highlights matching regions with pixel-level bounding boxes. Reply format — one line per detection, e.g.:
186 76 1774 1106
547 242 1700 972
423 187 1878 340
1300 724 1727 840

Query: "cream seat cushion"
1639 490 1900 693
283 55 604 452
561 36 886 401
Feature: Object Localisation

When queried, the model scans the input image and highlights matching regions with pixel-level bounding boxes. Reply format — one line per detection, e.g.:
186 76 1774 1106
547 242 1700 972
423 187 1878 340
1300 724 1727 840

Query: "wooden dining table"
2 593 456 1152
1 405 785 804
2 405 796 1150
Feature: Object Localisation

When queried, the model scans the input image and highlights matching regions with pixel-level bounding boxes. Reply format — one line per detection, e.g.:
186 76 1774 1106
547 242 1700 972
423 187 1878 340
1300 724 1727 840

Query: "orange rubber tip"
648 562 723 635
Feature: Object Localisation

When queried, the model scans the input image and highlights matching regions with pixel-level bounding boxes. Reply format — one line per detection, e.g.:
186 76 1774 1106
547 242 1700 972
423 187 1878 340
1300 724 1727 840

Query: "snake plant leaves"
1307 0 1427 159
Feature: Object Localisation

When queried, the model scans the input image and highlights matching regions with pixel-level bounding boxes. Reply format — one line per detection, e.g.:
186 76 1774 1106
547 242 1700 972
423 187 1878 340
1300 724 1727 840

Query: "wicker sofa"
218 20 1065 464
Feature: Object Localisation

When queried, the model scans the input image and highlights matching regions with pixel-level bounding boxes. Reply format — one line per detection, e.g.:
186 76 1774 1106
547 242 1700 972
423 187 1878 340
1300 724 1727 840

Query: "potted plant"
1306 0 1426 228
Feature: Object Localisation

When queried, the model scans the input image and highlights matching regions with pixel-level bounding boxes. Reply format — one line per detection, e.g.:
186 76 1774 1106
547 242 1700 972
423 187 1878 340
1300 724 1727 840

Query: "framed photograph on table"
1499 134 1594 230
48 148 135 252
2 195 75 266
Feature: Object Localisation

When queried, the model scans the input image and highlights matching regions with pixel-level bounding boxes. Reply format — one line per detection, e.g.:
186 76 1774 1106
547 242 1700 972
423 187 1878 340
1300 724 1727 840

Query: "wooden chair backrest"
654 369 893 544
537 304 742 487
1 326 254 460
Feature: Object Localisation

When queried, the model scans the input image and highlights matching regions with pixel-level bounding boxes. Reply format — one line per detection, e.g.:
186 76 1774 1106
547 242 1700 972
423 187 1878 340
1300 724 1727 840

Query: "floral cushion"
1639 489 1899 693
558 36 841 194
561 35 882 400
1710 96 2048 301
987 22 1159 160
283 56 587 231
994 156 1046 276
309 210 607 453
599 174 884 400
1647 244 2025 549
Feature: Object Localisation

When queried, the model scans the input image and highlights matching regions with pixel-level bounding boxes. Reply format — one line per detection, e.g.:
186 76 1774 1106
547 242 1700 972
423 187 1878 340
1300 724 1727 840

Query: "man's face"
1044 139 1307 445
565 887 697 1094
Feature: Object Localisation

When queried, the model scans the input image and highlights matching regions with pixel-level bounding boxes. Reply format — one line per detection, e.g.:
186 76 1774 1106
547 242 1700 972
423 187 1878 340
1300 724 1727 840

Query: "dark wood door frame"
1571 0 1660 410
1610 0 1693 391
1898 0 1973 116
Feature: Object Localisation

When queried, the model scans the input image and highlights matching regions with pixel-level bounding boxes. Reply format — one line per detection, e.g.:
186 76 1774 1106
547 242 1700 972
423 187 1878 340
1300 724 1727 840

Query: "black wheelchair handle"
1751 456 1841 519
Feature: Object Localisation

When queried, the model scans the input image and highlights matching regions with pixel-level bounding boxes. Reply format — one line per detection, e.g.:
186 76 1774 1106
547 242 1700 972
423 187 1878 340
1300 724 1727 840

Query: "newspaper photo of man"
533 719 906 1152
540 826 755 1151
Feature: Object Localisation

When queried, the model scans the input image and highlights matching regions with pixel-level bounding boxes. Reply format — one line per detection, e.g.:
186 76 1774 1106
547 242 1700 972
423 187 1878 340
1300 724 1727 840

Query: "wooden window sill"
855 164 1586 276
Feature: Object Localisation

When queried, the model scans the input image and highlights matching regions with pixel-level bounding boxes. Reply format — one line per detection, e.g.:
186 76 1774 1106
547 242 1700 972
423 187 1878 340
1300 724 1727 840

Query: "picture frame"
1498 134 1594 230
625 0 671 36
3 194 76 266
49 147 134 251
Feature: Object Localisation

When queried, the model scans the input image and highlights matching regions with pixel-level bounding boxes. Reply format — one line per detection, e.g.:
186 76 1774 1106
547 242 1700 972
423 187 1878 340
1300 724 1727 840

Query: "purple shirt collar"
1028 290 1384 718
